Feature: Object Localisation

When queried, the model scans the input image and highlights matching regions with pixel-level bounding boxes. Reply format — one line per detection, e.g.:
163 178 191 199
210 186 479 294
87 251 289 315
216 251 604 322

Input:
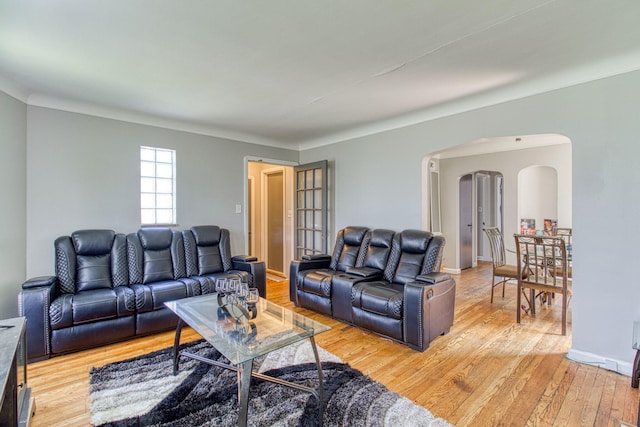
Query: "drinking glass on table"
237 282 249 300
247 288 260 305
215 278 227 293
228 278 240 293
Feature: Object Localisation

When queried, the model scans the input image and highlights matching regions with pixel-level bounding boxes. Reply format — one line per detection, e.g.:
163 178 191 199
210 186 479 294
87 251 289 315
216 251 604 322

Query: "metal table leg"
172 318 184 375
309 336 325 422
174 335 325 425
237 359 254 427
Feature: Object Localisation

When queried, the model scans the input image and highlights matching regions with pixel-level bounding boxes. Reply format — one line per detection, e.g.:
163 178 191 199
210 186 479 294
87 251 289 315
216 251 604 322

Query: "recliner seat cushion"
352 282 404 319
298 269 333 297
71 289 119 324
49 288 135 329
145 280 188 310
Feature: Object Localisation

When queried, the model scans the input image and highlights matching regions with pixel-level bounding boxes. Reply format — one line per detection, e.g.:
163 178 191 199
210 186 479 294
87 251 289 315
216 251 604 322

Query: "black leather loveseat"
290 226 455 351
19 225 265 362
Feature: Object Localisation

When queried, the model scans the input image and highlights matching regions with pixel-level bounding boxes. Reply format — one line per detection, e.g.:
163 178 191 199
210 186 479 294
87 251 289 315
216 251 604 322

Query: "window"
140 146 176 225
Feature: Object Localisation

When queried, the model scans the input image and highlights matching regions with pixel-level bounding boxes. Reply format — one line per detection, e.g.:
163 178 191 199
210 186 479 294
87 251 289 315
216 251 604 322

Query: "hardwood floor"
27 263 638 426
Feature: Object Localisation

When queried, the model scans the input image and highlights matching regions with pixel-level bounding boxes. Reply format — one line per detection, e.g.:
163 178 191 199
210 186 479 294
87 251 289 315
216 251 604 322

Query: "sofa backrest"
55 229 128 294
356 229 395 270
126 227 186 284
183 225 233 276
383 230 445 284
330 226 369 272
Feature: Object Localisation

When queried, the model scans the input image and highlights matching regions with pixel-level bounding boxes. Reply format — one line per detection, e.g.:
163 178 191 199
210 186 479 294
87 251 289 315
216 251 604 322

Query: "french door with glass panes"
294 161 327 258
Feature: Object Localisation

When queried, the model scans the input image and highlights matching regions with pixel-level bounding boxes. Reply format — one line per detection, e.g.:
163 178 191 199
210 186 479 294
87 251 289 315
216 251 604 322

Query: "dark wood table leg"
632 349 640 388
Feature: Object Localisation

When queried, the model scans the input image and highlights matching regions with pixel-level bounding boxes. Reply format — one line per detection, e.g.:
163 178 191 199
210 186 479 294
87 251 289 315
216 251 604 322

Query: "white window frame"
140 146 176 225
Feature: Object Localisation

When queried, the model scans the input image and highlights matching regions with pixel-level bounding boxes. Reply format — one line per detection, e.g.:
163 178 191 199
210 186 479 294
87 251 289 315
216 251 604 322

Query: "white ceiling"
1 0 639 149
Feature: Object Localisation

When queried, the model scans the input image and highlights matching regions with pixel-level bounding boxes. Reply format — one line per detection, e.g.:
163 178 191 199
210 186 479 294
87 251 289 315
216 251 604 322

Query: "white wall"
300 69 640 374
518 165 559 231
0 91 26 319
26 106 299 277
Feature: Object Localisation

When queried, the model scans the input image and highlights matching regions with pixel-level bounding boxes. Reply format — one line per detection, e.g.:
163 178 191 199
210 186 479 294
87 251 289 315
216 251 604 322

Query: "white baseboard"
567 348 633 377
442 267 461 274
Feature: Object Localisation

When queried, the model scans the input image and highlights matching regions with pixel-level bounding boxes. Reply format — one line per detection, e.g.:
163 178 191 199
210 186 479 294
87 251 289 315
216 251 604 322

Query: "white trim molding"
567 348 633 377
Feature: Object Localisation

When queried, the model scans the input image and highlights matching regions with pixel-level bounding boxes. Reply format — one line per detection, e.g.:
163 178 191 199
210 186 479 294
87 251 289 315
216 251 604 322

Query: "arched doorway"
423 133 571 272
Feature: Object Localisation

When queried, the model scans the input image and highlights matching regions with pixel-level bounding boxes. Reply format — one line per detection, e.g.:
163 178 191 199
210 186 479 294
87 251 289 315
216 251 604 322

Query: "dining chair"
513 234 572 335
484 227 527 303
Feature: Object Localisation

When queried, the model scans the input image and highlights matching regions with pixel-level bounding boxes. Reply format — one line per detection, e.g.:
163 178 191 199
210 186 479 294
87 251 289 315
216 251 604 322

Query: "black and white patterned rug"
89 339 451 427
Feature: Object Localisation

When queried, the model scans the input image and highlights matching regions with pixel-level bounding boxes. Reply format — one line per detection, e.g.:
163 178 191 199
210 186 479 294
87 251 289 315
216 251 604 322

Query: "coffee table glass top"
165 293 330 365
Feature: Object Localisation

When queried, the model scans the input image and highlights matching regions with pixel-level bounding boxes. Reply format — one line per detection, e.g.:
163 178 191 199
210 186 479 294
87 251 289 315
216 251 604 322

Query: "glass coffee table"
165 293 330 426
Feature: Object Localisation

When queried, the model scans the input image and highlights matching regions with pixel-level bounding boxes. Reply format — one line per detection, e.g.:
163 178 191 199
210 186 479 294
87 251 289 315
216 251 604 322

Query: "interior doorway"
246 160 294 279
476 171 504 261
459 174 473 270
459 171 504 269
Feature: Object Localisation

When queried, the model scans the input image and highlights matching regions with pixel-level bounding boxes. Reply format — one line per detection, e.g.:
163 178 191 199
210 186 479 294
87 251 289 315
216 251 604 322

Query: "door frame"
244 156 297 278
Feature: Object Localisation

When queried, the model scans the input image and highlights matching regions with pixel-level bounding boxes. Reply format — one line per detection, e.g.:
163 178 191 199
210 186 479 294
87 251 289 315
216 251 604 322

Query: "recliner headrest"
342 226 369 246
399 229 431 253
191 225 221 246
369 229 394 248
72 230 115 255
138 227 173 250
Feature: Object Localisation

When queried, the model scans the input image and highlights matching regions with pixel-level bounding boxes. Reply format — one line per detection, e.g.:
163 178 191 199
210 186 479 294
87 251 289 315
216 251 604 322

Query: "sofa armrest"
19 276 59 362
231 258 266 298
301 254 331 261
22 275 57 289
344 266 383 279
232 255 258 263
403 275 456 351
415 272 451 285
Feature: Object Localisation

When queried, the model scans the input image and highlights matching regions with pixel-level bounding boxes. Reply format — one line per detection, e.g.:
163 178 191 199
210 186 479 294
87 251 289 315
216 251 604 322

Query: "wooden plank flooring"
27 262 638 426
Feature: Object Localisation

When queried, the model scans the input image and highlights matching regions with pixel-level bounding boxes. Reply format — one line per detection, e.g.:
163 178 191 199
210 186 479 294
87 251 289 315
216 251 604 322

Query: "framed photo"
544 219 557 234
520 218 536 235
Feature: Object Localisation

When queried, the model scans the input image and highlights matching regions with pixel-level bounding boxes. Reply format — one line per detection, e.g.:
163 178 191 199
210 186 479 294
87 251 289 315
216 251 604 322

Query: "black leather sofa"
19 225 265 362
290 227 456 351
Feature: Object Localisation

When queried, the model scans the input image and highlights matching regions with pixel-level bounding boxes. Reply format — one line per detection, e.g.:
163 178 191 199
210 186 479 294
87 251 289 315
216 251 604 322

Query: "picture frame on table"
520 218 536 235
